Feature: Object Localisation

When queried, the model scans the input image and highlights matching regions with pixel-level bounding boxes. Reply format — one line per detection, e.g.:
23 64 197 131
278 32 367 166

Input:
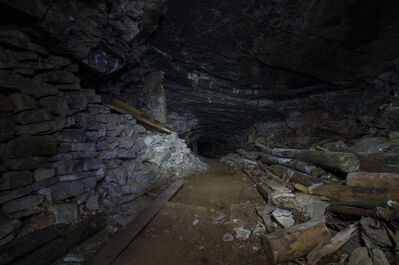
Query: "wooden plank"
85 179 184 265
11 238 67 265
309 184 399 208
104 103 173 134
7 217 105 265
109 99 174 134
306 223 358 265
0 225 64 264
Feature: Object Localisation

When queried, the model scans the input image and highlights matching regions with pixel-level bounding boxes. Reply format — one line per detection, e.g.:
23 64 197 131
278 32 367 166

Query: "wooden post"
262 218 331 264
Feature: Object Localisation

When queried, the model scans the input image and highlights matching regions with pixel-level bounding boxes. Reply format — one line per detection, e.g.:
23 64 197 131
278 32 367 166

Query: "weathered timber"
7 217 105 265
309 184 399 208
259 153 325 176
0 225 64 264
294 183 309 193
271 148 360 173
347 171 399 187
269 165 328 186
106 99 174 134
361 217 392 249
262 218 331 264
62 216 106 250
85 179 184 265
256 182 271 202
256 206 277 233
370 248 390 265
236 149 259 160
306 223 358 265
357 154 399 173
328 204 378 218
257 162 286 184
348 247 373 265
255 142 270 152
11 238 66 265
258 175 292 193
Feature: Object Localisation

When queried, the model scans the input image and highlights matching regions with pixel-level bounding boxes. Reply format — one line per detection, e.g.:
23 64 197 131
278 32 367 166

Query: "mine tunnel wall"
1 0 399 251
0 40 206 245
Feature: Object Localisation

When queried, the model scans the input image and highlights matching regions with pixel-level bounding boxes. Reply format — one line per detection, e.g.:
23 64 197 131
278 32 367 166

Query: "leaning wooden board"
107 98 174 134
84 179 184 265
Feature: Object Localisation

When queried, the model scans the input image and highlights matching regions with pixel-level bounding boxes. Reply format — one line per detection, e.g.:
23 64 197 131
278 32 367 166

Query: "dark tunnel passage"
0 0 399 264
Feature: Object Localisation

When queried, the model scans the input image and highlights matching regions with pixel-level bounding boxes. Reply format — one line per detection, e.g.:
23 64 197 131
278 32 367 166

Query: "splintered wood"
220 134 399 264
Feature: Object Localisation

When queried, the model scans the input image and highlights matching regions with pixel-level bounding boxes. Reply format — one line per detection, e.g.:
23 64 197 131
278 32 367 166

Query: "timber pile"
220 134 399 264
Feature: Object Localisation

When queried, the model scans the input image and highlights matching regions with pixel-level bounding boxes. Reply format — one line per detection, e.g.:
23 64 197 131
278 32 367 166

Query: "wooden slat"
107 99 174 134
104 103 164 133
84 179 184 265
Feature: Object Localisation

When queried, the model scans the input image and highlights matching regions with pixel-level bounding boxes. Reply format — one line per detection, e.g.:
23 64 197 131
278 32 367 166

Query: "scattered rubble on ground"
220 132 399 264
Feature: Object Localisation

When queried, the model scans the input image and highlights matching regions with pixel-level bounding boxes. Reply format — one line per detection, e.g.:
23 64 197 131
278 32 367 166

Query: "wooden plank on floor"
84 179 184 265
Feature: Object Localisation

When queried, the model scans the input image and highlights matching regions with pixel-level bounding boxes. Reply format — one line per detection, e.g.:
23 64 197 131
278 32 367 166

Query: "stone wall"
0 31 206 247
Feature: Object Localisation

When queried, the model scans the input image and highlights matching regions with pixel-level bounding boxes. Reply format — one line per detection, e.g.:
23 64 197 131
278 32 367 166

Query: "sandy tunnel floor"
112 159 270 265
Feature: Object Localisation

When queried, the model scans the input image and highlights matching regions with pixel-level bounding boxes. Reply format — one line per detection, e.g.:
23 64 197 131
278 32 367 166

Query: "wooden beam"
357 154 399 173
262 218 331 264
306 223 358 265
105 99 174 134
346 171 399 187
271 148 360 173
309 184 399 208
85 179 184 265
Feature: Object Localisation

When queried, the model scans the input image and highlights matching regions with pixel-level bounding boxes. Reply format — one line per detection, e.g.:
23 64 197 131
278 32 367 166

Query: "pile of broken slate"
220 132 399 265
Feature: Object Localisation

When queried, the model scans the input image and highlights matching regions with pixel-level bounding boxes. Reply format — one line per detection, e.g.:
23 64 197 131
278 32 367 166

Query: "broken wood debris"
220 132 399 264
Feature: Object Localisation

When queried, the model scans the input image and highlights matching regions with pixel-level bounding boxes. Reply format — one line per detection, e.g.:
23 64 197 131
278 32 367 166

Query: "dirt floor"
112 159 270 265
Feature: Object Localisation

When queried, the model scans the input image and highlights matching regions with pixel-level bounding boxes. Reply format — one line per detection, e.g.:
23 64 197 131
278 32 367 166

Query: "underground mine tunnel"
0 0 399 264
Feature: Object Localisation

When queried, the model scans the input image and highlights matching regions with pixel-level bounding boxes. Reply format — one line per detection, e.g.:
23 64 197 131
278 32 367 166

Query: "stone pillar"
146 71 166 123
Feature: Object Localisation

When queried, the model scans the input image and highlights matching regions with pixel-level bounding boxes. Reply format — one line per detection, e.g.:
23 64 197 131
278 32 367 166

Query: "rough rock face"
2 0 397 145
150 0 399 142
0 29 206 246
0 0 165 85
1 0 399 249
